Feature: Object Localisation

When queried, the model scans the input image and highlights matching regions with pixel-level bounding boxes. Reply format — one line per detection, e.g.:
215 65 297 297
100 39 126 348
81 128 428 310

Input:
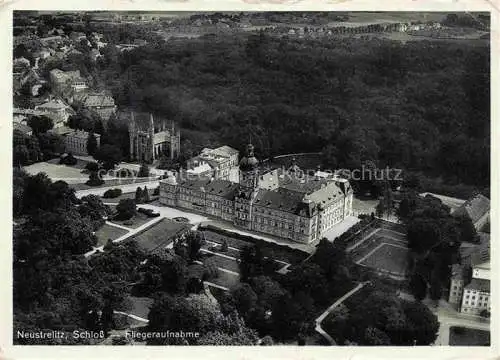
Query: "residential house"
13 57 31 72
39 35 63 46
49 69 88 98
452 194 490 231
34 98 75 127
449 264 467 306
64 129 101 156
13 122 33 136
89 49 102 61
75 92 117 122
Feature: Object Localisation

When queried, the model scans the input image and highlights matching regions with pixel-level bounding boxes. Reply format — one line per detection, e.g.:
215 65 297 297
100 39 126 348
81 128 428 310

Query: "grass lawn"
94 223 129 246
24 162 87 184
359 243 409 275
208 285 229 303
199 251 241 273
449 327 490 346
110 212 154 229
132 218 190 253
209 270 240 290
188 263 205 279
128 296 154 320
47 157 89 170
352 196 378 216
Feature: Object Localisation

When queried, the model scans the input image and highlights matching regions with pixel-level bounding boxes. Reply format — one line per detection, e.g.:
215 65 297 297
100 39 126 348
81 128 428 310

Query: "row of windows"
463 301 489 309
465 295 490 301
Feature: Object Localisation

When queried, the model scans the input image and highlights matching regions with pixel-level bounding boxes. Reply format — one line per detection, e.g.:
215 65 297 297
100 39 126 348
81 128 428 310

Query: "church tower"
239 143 259 189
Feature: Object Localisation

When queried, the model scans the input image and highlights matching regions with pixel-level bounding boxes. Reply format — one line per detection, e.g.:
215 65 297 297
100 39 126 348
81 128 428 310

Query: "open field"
343 11 449 24
94 223 129 247
350 224 409 277
127 296 154 320
449 327 490 346
208 270 240 290
131 218 190 253
359 243 409 275
47 157 90 169
24 162 87 184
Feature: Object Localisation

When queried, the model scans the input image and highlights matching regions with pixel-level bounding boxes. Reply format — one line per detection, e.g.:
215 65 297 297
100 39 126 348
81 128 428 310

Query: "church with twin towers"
160 141 354 244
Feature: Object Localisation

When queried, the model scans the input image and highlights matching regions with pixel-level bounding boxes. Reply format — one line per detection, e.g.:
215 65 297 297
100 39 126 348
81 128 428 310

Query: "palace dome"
239 143 259 171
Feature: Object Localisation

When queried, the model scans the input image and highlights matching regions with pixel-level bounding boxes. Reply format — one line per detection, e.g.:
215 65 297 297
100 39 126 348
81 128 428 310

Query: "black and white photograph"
5 6 495 354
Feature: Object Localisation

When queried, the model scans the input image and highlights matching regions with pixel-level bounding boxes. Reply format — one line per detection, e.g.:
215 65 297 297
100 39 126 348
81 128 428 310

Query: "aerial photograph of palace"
10 10 492 349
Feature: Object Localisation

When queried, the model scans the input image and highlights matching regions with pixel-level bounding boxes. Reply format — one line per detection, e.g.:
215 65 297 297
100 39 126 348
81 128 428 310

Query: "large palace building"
160 143 353 244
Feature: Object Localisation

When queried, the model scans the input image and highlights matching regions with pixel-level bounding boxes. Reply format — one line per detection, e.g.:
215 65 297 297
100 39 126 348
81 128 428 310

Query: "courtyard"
194 228 308 290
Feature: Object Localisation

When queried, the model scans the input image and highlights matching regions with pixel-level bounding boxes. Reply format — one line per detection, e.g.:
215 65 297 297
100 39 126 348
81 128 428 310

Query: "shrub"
86 172 104 186
103 188 123 198
114 314 129 330
153 186 160 196
60 153 77 165
115 199 136 220
260 336 274 346
202 259 220 281
85 161 100 172
220 240 228 252
104 239 114 251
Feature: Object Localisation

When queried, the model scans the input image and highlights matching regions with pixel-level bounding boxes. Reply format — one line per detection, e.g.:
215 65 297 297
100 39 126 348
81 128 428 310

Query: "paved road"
315 281 370 345
430 300 490 345
76 181 160 198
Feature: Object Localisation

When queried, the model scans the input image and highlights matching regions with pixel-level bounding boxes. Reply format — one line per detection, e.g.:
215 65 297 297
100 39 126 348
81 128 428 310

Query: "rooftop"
253 187 310 215
82 93 115 108
419 192 466 213
67 130 101 140
36 99 69 110
13 122 33 134
118 110 173 132
452 194 490 225
465 278 490 292
50 126 74 136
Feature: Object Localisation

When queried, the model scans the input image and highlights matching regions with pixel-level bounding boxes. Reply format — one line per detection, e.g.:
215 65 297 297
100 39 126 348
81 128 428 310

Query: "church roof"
464 278 490 292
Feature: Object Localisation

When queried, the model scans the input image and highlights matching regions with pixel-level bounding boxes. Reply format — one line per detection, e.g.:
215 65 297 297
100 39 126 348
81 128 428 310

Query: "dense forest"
87 32 489 194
